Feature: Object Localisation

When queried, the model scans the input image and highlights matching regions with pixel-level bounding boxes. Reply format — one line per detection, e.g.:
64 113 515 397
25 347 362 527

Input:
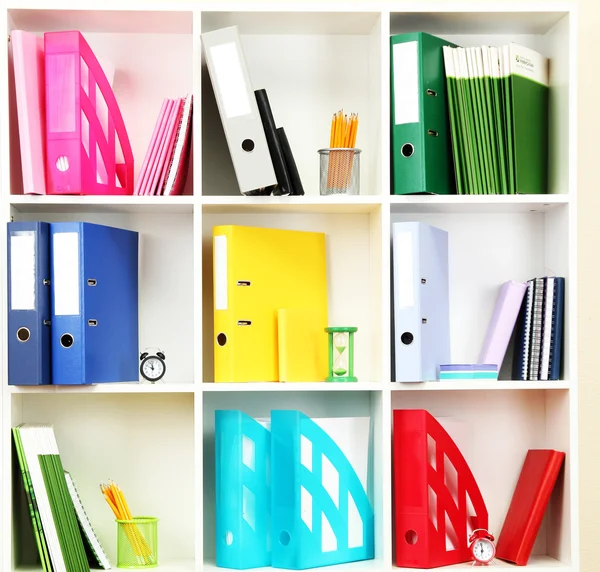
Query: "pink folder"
164 94 193 196
478 280 528 369
134 98 168 195
139 98 174 195
12 31 47 195
44 30 134 195
152 97 183 196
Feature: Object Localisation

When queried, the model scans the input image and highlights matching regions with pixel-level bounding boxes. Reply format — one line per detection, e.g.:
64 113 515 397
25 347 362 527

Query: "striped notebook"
512 276 565 381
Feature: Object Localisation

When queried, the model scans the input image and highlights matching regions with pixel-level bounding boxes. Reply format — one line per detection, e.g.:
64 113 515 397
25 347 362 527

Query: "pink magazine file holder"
44 30 134 195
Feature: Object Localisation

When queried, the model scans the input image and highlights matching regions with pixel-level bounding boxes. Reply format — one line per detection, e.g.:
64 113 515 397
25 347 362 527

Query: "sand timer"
325 327 358 382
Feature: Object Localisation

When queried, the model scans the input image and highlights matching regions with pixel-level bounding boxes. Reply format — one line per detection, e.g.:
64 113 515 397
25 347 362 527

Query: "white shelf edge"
201 382 383 392
391 380 571 391
9 383 197 394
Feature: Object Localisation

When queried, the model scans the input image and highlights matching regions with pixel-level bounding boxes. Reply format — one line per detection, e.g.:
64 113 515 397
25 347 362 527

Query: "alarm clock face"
472 538 495 564
140 356 166 383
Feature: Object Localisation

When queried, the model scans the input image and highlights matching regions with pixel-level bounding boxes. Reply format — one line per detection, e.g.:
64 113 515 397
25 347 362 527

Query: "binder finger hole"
401 143 414 158
405 530 418 545
56 155 70 172
279 531 291 546
401 332 414 345
225 531 233 546
241 139 255 152
16 327 30 343
60 333 74 348
217 333 227 346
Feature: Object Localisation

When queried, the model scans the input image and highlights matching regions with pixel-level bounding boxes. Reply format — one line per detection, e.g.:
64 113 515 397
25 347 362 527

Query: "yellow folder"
213 225 328 382
278 308 328 382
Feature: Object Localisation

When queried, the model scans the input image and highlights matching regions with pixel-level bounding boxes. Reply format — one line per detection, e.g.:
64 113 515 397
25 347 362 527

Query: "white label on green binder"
393 41 419 125
396 231 415 308
53 232 80 316
215 235 228 310
210 42 252 119
10 233 35 311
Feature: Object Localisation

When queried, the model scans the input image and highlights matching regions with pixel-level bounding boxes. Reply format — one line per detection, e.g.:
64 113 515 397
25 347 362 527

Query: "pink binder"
44 30 134 195
478 280 528 369
12 31 47 195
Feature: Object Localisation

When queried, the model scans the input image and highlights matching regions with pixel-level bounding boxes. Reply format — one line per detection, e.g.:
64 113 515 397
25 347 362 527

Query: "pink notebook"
134 98 169 195
139 98 174 195
478 280 528 369
164 94 193 196
12 30 47 195
151 97 182 196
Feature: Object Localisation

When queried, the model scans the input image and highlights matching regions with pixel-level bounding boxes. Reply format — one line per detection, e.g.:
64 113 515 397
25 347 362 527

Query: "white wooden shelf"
391 380 572 391
9 195 196 214
0 2 578 572
389 194 570 214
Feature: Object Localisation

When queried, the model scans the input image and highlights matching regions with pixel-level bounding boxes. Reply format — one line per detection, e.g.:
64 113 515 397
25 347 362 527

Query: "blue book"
7 221 51 385
50 222 138 385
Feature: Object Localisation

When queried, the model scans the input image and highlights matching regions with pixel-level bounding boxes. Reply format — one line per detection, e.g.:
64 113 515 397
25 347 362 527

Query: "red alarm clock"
469 529 495 565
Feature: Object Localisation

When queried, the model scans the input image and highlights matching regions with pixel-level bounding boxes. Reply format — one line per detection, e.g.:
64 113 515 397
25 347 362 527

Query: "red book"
495 449 565 566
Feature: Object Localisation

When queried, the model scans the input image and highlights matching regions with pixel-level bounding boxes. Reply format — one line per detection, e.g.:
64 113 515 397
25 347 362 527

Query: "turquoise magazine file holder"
270 410 375 569
215 410 271 569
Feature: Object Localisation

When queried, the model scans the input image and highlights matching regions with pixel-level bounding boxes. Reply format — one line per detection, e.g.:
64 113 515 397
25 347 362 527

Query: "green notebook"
16 424 91 572
506 43 549 194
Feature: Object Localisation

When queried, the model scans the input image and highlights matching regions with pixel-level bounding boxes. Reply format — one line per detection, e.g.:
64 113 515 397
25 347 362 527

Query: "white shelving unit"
0 3 578 572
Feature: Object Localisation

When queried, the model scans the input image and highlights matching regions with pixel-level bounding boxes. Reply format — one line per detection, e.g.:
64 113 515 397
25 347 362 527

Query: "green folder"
390 32 458 195
506 43 549 194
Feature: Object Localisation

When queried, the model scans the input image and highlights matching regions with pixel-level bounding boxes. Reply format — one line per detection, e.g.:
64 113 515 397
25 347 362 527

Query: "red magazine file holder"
393 409 489 569
44 30 134 195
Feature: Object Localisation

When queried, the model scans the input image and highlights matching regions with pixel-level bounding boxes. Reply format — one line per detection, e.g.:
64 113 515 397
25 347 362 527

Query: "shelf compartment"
7 8 194 197
10 392 195 567
202 209 383 383
391 389 573 567
394 553 570 570
390 208 572 382
203 390 386 566
10 209 195 384
201 10 384 197
389 9 574 198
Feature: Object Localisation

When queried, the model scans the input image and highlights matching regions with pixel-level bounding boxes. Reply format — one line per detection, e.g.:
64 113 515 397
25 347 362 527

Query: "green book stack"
442 43 549 194
13 424 111 572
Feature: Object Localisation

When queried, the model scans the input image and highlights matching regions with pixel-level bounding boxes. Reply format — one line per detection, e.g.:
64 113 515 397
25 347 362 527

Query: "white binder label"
396 231 415 307
10 233 36 310
393 41 419 125
53 232 80 316
215 235 228 310
210 42 252 119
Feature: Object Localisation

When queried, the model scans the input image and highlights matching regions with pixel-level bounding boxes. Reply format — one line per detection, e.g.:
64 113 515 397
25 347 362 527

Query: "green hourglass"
325 327 358 382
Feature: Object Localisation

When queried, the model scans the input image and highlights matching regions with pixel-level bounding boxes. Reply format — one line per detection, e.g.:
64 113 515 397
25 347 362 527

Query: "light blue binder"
270 410 374 570
215 410 271 569
392 222 450 381
50 222 138 385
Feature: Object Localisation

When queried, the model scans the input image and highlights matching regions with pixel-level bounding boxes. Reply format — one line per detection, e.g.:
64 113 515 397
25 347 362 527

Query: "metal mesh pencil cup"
318 148 361 195
116 517 158 569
